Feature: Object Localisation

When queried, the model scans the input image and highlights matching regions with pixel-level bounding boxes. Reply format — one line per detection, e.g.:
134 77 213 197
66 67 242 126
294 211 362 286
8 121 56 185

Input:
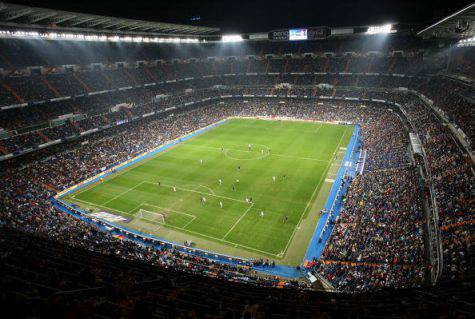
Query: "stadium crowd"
0 36 473 298
316 168 426 291
1 70 472 156
395 97 474 281
2 97 430 292
3 226 472 318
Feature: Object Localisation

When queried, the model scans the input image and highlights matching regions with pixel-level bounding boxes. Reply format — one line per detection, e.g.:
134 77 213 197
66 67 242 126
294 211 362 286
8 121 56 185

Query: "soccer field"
65 118 353 265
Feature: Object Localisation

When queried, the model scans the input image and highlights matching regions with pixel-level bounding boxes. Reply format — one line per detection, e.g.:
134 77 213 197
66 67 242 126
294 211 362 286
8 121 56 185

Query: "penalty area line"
222 203 254 240
69 191 281 257
145 181 246 203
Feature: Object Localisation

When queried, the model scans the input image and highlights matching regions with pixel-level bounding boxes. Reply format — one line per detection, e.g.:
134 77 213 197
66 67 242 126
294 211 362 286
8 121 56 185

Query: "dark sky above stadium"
9 0 473 33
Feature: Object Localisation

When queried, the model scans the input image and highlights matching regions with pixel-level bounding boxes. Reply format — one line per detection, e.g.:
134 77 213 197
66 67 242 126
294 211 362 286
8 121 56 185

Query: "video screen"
289 29 307 40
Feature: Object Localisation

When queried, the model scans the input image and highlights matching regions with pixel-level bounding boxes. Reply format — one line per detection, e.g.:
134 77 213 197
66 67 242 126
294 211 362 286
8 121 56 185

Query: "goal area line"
68 196 281 257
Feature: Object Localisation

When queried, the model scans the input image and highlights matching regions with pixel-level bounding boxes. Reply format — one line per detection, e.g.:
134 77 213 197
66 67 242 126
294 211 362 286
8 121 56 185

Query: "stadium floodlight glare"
457 36 475 47
366 24 393 35
221 34 243 42
0 29 201 44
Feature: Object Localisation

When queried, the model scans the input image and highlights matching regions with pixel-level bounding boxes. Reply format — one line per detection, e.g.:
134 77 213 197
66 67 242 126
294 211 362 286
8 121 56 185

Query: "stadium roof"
417 3 475 39
0 2 219 36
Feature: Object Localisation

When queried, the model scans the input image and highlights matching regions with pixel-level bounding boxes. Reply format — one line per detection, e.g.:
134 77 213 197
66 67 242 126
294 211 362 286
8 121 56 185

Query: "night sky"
7 0 473 33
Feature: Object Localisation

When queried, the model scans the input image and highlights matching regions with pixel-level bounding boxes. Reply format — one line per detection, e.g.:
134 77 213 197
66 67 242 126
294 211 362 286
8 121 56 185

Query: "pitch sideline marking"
222 203 254 239
72 197 130 215
279 126 350 257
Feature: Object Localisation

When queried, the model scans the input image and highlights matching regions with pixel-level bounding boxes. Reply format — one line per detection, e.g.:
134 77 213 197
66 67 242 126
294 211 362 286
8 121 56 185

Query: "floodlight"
366 24 392 35
0 28 201 44
221 34 243 42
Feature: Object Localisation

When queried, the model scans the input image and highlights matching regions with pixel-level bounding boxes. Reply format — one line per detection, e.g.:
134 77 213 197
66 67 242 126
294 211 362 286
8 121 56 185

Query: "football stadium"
0 0 473 317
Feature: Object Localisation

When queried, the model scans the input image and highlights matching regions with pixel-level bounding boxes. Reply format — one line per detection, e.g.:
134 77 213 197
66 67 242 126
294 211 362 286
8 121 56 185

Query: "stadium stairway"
123 68 138 86
265 58 271 73
283 58 290 73
323 57 330 72
143 66 158 82
245 58 252 73
38 75 62 97
344 57 352 73
312 76 318 96
367 56 374 73
100 70 114 88
388 57 397 73
72 72 92 93
0 77 25 104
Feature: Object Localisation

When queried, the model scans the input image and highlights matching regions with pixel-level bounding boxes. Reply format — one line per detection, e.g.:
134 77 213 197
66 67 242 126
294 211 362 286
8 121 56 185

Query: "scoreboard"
269 27 330 41
289 29 307 40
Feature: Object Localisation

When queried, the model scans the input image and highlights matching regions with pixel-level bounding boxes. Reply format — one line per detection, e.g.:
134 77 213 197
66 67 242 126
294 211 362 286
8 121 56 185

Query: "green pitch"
65 118 352 265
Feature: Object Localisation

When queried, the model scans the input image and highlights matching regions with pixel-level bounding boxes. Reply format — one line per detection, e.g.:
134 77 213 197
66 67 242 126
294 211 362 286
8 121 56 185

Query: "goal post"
136 209 166 224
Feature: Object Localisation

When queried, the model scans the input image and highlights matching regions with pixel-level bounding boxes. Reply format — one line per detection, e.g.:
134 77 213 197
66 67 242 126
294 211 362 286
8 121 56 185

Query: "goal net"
136 209 166 224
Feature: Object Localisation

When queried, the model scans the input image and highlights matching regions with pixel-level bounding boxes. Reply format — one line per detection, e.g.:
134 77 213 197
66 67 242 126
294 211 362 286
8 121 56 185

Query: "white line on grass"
72 197 130 215
186 144 329 163
127 202 146 214
183 217 197 229
102 181 145 205
145 181 246 203
271 153 328 162
143 203 197 219
315 123 323 134
200 185 215 195
222 203 254 239
137 207 197 228
71 197 279 257
279 126 350 256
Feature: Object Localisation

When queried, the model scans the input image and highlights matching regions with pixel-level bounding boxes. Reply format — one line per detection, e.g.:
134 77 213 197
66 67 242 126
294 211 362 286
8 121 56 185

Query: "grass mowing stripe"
71 197 277 255
67 119 353 263
102 181 145 205
280 126 350 256
184 144 330 162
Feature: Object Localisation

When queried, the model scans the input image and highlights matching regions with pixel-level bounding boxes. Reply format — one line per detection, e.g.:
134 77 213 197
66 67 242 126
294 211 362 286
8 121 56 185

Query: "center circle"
224 144 270 161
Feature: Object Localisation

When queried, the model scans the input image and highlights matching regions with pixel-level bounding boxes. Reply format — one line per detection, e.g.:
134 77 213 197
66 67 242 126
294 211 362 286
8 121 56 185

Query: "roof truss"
0 1 219 35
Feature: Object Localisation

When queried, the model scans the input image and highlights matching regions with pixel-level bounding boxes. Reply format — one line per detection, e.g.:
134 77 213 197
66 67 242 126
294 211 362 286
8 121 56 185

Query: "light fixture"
0 29 201 44
221 34 243 42
366 24 393 35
